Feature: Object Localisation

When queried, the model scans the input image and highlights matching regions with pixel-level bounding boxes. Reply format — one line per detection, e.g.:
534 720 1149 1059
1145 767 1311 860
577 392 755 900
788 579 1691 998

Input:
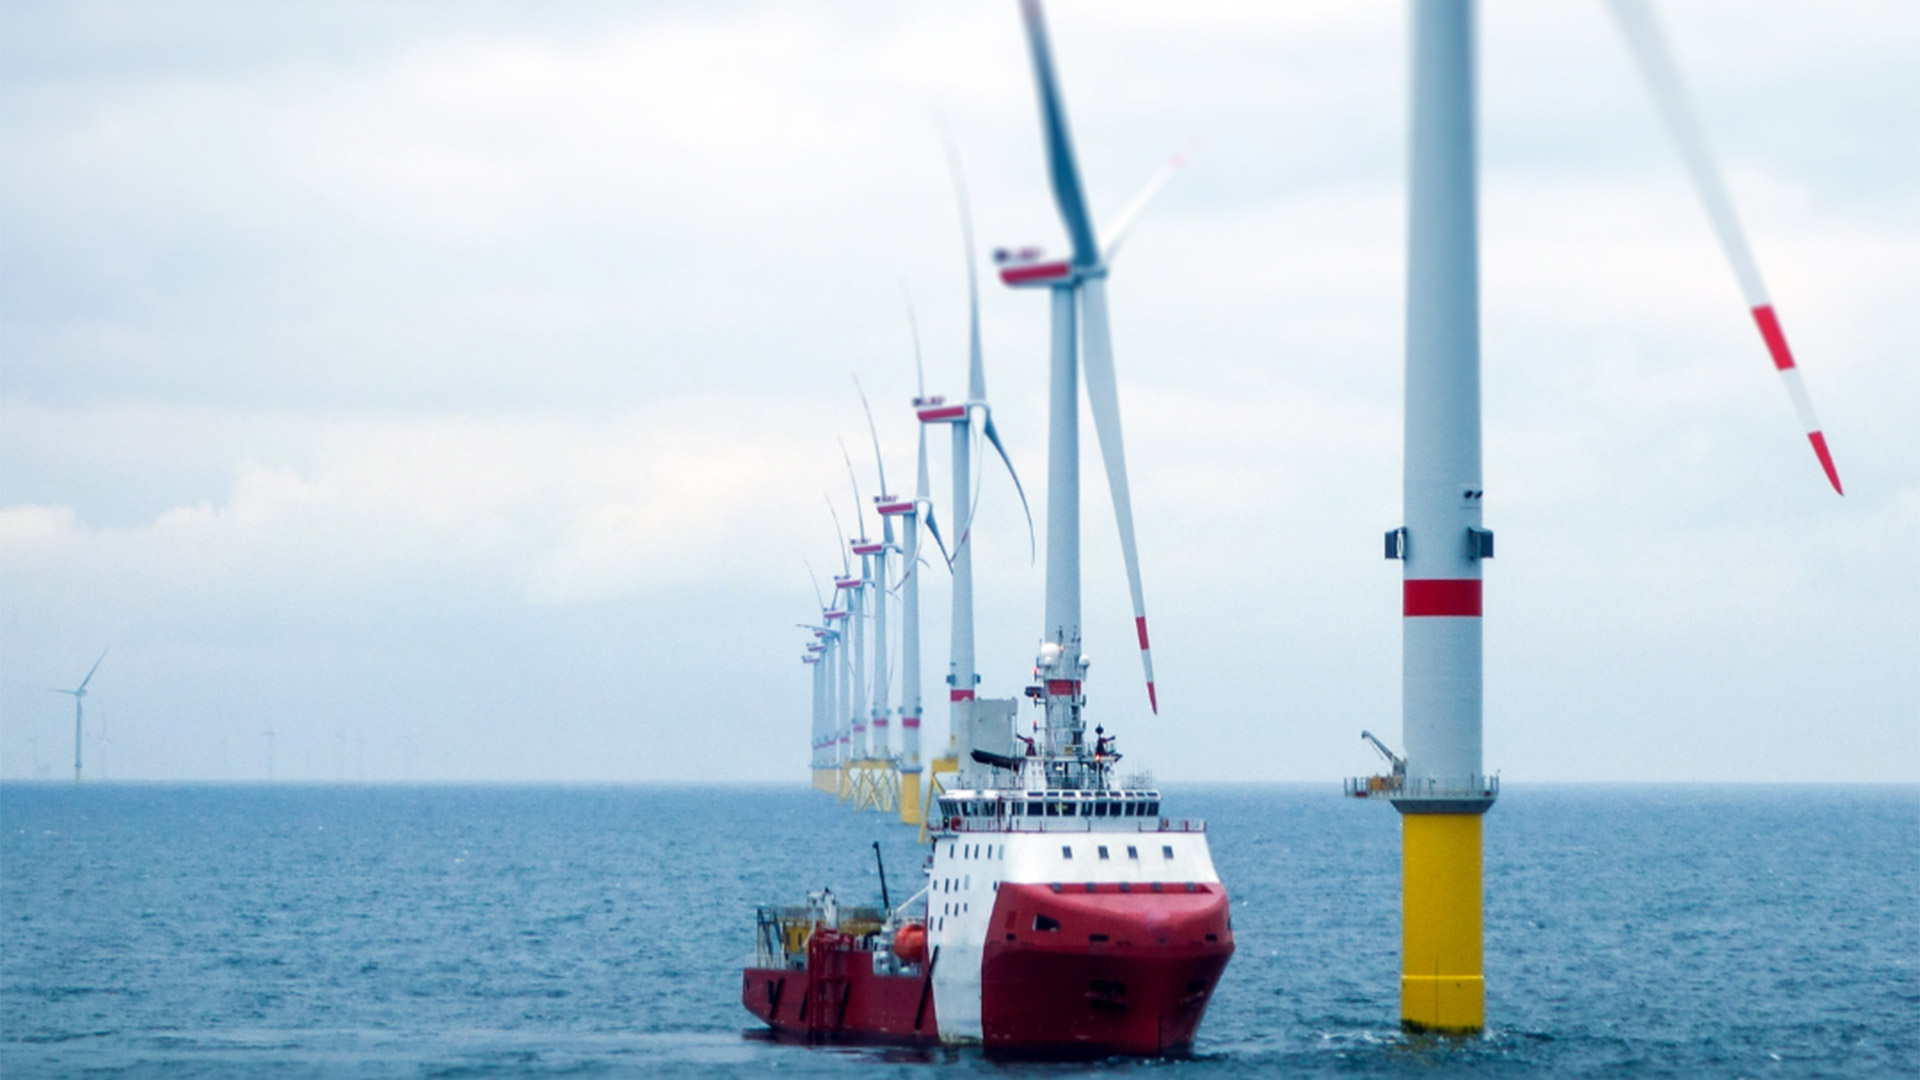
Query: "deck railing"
935 816 1206 835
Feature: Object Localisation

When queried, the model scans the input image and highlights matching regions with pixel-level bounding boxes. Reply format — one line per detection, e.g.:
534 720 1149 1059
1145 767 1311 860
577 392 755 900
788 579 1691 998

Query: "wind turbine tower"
1362 0 1843 1036
1386 0 1498 1034
50 649 107 784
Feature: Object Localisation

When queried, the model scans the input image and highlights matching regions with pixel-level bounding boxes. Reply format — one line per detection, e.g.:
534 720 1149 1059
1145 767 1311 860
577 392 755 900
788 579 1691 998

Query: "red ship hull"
980 883 1233 1056
742 926 940 1045
742 885 1232 1057
741 964 941 1045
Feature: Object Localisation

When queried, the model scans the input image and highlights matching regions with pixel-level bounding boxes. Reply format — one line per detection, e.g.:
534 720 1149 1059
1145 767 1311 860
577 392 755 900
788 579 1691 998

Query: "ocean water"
2 783 1914 1078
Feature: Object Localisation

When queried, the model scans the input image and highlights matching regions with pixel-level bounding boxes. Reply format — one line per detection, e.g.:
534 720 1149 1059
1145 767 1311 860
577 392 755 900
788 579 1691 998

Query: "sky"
1 0 1915 784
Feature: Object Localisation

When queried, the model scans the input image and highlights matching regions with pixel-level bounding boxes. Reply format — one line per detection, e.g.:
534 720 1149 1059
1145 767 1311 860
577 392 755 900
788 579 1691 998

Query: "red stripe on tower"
950 689 975 702
1403 579 1482 617
1751 305 1795 372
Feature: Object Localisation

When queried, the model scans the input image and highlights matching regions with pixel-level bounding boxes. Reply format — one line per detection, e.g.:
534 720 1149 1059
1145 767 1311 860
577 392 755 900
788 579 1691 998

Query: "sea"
2 783 1914 1078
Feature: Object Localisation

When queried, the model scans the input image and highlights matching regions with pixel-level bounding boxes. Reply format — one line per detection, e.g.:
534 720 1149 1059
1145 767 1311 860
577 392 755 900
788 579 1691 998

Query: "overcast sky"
2 0 1914 784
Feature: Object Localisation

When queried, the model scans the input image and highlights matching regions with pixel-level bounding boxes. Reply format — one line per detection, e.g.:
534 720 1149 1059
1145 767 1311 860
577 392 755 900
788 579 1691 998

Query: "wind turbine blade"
48 688 80 696
854 376 889 498
1079 277 1157 713
804 560 827 611
921 505 952 569
981 414 1036 565
956 407 991 562
914 420 949 568
1607 0 1841 494
940 128 990 402
826 494 851 575
915 421 933 502
901 282 926 401
1102 140 1197 265
838 437 867 537
77 648 108 693
1017 0 1100 270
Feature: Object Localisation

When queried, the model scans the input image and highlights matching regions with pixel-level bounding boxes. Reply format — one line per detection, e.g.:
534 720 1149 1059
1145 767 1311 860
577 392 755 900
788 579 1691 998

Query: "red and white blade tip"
1136 616 1157 715
1750 304 1842 494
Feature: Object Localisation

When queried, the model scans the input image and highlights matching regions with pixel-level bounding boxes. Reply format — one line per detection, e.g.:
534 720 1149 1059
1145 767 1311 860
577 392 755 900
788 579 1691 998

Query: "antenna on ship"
871 841 891 913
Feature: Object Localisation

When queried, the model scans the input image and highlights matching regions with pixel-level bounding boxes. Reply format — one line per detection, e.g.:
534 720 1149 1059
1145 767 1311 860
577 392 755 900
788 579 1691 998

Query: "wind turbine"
835 453 874 766
854 378 896 767
1372 0 1846 1037
879 291 954 825
824 498 857 773
998 0 1188 756
49 648 107 783
802 560 847 794
916 136 1034 777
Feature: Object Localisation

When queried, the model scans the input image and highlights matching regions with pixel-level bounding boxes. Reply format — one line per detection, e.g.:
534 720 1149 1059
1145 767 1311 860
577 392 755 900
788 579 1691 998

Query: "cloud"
0 0 1914 782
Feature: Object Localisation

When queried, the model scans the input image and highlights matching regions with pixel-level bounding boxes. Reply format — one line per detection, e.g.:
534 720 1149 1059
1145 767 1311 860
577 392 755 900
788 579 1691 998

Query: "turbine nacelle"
851 541 885 557
995 246 1077 288
916 402 967 423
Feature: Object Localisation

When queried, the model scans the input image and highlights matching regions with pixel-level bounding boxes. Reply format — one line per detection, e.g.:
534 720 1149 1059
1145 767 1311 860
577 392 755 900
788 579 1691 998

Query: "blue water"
2 783 1915 1077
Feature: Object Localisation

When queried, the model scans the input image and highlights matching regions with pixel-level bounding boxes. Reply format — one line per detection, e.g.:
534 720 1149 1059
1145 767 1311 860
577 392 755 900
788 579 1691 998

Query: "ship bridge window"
1061 845 1073 859
1097 846 1110 860
1127 846 1138 860
1162 845 1174 859
1033 914 1060 932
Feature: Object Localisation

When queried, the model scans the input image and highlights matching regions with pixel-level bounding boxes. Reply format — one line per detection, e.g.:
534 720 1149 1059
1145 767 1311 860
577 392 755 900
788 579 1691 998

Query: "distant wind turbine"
48 649 107 784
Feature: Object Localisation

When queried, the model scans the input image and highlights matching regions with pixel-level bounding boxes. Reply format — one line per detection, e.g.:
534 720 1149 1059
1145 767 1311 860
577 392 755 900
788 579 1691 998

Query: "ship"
742 729 1234 1056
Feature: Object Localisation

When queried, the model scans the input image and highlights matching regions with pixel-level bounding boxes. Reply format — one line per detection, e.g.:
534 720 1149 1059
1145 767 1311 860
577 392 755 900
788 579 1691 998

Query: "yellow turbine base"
1401 812 1484 1034
811 768 838 794
899 771 923 825
916 754 960 843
